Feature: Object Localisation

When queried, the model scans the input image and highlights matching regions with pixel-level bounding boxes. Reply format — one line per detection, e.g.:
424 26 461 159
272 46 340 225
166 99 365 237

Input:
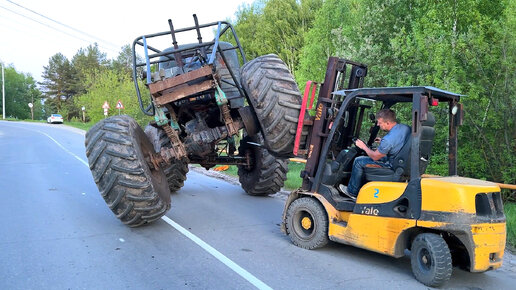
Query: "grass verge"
64 121 93 131
505 202 516 249
4 118 94 132
217 161 303 190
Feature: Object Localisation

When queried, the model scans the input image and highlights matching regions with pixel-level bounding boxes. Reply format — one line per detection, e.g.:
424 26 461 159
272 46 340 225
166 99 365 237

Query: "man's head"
376 109 397 131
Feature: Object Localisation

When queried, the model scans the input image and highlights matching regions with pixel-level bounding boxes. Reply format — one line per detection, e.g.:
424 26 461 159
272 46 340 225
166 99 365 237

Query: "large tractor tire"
241 54 308 158
85 115 171 227
237 134 288 196
144 124 189 192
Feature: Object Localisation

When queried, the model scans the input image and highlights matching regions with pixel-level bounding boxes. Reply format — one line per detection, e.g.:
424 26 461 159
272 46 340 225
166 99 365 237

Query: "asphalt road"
1 120 515 289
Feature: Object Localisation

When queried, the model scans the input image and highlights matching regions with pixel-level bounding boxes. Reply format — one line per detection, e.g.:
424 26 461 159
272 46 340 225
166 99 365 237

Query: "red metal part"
293 81 318 156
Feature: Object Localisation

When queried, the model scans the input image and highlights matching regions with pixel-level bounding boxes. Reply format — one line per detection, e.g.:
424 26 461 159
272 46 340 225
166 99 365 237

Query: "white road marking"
3 122 272 290
1 122 89 167
161 216 272 290
38 129 90 167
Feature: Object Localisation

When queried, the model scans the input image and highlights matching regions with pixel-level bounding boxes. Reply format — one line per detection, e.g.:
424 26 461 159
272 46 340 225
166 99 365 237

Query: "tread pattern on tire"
237 134 288 196
410 233 452 287
285 197 329 249
144 125 189 192
85 115 170 227
241 54 308 157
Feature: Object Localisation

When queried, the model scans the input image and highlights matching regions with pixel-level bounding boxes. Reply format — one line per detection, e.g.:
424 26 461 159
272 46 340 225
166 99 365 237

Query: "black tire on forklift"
240 54 308 158
144 124 189 192
237 134 288 196
410 233 453 287
85 115 171 227
285 197 329 249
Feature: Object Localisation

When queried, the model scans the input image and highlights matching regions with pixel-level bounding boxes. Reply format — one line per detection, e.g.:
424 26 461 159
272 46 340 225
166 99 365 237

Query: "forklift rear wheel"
285 197 329 249
144 124 189 192
237 134 288 196
85 115 171 227
410 233 452 287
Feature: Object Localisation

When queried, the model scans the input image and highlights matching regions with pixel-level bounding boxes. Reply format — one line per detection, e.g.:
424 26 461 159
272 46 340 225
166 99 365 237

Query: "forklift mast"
299 57 367 190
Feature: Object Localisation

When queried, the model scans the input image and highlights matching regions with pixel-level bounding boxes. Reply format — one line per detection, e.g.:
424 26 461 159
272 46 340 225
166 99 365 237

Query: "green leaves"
232 0 322 73
74 70 149 126
1 64 42 120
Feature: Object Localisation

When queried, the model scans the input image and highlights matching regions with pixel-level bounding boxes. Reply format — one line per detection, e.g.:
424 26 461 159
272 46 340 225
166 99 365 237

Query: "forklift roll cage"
305 85 463 193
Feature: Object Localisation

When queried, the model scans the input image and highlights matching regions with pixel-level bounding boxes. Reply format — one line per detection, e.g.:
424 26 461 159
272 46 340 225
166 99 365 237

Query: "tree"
71 43 109 94
231 0 322 72
317 0 515 187
259 0 321 72
111 44 134 78
40 53 76 111
231 1 266 61
295 0 360 85
74 69 150 126
1 64 42 119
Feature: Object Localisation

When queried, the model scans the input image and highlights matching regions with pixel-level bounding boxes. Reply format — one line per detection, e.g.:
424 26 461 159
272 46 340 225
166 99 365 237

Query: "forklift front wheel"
410 233 452 287
285 197 329 250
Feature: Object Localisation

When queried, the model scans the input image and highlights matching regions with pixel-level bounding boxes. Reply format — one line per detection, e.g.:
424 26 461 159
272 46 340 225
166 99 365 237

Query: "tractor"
85 15 307 226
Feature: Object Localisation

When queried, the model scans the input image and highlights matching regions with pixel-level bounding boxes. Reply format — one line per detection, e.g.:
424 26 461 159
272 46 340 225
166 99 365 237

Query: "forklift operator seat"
364 112 435 182
418 112 436 174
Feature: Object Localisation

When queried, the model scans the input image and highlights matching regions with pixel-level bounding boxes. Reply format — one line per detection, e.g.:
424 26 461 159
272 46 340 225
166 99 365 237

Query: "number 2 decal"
374 188 379 198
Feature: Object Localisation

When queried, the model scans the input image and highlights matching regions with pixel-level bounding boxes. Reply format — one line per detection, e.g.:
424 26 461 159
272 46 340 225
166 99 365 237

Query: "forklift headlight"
452 105 458 115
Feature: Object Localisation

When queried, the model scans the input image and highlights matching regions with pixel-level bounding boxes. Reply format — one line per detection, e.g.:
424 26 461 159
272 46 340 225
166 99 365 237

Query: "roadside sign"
102 101 110 109
116 100 124 109
28 103 33 108
103 108 108 117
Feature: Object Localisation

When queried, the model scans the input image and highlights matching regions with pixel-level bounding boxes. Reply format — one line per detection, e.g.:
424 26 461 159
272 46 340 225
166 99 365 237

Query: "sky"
0 0 254 82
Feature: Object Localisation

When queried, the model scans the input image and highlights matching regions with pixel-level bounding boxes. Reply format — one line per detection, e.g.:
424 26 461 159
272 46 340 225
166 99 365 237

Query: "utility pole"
2 62 5 119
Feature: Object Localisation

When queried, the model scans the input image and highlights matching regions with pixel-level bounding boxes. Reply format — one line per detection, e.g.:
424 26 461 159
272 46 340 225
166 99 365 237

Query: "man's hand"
374 137 382 143
354 138 368 150
354 138 386 161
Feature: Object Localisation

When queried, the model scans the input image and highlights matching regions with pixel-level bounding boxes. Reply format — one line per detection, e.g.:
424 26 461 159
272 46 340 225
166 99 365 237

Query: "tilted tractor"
85 15 307 227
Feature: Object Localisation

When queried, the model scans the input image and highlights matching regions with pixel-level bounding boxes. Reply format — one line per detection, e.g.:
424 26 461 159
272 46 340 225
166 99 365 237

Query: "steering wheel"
352 137 367 155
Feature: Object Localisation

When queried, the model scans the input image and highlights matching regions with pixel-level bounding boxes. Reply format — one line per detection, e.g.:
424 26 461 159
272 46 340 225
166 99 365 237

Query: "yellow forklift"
281 58 506 287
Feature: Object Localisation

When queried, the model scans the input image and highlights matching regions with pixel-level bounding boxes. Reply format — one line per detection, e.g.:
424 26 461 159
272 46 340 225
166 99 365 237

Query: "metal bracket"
215 85 228 106
154 107 169 126
162 124 187 161
215 85 238 136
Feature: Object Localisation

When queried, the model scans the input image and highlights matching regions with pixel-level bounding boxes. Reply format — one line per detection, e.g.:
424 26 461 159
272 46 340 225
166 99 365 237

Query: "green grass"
285 161 304 190
0 117 21 121
505 202 516 248
64 121 94 131
1 117 44 122
216 161 303 190
2 118 95 132
224 165 239 177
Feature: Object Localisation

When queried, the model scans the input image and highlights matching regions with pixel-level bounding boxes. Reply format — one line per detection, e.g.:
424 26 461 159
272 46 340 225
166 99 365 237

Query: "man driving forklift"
339 108 410 200
282 57 505 288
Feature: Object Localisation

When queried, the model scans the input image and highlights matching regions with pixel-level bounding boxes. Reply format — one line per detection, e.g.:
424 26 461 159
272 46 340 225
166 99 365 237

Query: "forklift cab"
308 86 463 213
